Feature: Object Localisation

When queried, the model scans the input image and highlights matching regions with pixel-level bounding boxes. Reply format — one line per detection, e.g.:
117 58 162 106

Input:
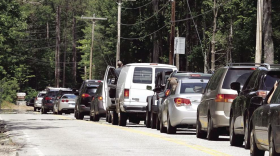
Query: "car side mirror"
250 96 263 106
231 82 241 92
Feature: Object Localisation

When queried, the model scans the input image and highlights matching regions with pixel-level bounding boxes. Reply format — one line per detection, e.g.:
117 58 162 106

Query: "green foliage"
0 78 20 103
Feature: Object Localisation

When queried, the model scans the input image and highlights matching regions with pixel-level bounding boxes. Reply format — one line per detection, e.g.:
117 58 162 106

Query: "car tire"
93 112 100 122
244 115 250 149
250 129 265 156
41 107 47 114
156 115 160 130
167 113 176 134
230 116 243 146
118 111 127 126
196 116 207 139
207 115 219 140
111 111 118 125
76 112 84 120
160 117 167 133
151 112 157 129
108 112 112 123
145 107 151 128
269 129 279 156
34 107 37 112
106 112 109 122
90 115 94 121
57 110 62 115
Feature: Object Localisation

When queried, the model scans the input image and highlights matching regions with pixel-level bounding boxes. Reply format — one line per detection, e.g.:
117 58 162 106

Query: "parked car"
41 87 72 114
146 70 175 128
229 64 280 148
108 63 177 126
74 80 102 120
90 82 105 121
196 63 259 140
53 94 76 115
159 78 209 134
155 71 212 132
249 80 280 156
26 98 35 107
34 91 46 111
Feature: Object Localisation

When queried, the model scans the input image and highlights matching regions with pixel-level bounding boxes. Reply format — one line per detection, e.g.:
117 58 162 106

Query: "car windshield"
261 71 280 90
133 67 153 84
86 87 97 95
62 95 76 99
48 91 59 97
222 68 255 89
180 83 207 94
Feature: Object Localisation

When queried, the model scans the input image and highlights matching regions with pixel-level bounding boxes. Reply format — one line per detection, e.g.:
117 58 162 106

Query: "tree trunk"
211 0 218 72
152 0 159 63
263 0 274 64
72 17 77 86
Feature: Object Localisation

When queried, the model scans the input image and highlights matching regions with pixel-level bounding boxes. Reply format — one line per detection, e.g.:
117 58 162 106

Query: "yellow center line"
57 115 231 156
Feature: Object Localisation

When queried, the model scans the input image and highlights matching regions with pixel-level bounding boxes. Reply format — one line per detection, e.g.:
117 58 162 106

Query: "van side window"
133 67 152 84
207 68 224 92
244 71 259 90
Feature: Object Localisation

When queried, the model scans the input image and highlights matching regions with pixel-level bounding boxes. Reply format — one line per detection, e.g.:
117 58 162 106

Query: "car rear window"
48 91 59 97
38 93 46 97
62 94 76 99
261 71 280 90
61 91 73 95
222 68 255 89
180 83 207 93
86 87 97 94
133 67 152 84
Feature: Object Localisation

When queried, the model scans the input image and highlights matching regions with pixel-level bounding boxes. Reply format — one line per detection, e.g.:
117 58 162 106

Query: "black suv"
229 64 280 148
41 87 72 114
74 80 102 120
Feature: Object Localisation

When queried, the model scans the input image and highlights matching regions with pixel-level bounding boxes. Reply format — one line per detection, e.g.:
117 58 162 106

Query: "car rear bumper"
121 102 146 113
59 103 75 111
43 104 54 110
34 103 42 108
79 106 90 115
212 111 230 128
170 107 197 127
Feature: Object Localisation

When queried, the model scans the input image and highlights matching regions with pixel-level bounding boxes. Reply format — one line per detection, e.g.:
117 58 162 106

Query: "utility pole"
169 0 175 65
55 6 61 87
84 66 87 80
116 0 136 67
81 14 107 80
255 0 263 63
211 0 218 72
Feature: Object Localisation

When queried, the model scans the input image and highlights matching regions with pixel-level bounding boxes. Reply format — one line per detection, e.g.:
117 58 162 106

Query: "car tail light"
256 90 267 98
82 93 90 98
215 94 237 102
98 96 103 101
165 89 170 97
124 89 129 99
174 98 191 106
45 97 52 100
62 100 69 102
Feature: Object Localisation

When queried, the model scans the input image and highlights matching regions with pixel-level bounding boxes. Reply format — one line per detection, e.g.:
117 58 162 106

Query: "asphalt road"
0 112 269 156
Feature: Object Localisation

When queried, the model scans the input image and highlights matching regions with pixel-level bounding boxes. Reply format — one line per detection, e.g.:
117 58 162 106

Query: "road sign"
174 37 185 54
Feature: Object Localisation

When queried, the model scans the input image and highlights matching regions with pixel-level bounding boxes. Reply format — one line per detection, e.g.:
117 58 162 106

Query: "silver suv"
196 63 259 140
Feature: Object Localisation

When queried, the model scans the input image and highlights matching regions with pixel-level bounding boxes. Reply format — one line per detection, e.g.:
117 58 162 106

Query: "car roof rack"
226 63 280 70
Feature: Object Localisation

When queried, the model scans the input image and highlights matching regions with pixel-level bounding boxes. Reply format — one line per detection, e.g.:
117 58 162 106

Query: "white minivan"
106 63 177 126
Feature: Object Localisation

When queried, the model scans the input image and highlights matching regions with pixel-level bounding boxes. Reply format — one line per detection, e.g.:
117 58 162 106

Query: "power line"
121 1 170 26
121 0 153 10
120 23 168 40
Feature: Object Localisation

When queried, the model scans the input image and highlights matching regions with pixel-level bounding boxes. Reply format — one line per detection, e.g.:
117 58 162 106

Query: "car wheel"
34 107 37 112
244 115 250 149
207 115 219 140
167 113 176 134
160 116 167 133
118 111 127 126
41 108 47 114
76 112 84 120
196 115 207 138
151 112 157 129
269 129 279 156
108 112 112 123
106 112 109 122
93 112 100 122
90 114 94 121
111 111 118 125
230 116 243 146
156 115 160 130
57 109 62 115
250 129 265 156
145 107 151 128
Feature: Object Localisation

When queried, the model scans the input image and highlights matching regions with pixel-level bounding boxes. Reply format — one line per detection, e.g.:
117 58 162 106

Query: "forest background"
0 0 279 102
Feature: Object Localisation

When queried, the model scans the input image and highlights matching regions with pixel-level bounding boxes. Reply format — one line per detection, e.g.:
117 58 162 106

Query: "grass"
0 101 33 111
